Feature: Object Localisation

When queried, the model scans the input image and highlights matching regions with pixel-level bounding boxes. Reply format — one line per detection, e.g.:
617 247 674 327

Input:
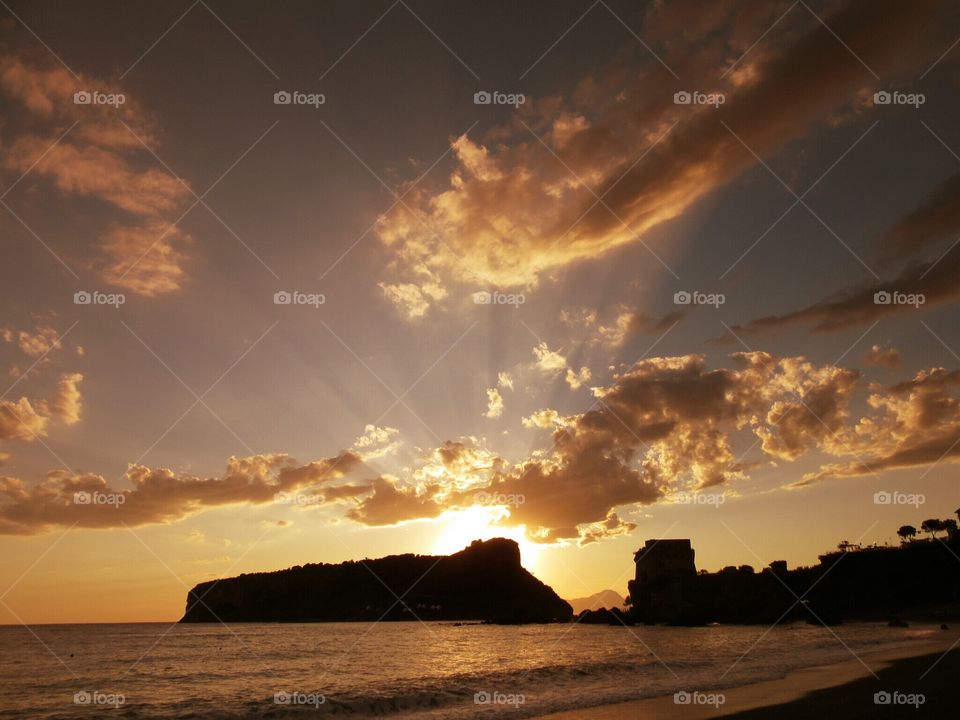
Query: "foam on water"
0 621 937 719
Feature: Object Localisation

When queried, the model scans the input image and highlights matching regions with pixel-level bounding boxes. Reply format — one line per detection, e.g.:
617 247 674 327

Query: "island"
180 537 572 624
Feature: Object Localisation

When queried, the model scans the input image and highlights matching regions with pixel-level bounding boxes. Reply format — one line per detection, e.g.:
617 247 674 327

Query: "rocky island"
180 537 572 624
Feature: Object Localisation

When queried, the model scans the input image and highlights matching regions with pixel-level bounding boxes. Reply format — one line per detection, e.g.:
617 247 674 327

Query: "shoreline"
535 627 959 719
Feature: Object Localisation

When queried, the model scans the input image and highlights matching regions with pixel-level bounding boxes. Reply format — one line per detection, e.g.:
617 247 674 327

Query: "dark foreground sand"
536 629 959 719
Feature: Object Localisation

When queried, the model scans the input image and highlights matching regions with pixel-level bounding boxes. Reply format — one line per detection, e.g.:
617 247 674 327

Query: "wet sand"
535 628 959 719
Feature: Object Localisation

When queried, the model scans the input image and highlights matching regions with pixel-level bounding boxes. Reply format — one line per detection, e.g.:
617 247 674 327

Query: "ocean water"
0 621 939 718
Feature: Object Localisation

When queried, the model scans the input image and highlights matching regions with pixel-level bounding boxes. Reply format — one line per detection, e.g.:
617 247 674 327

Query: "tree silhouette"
921 518 944 538
943 519 958 536
897 525 917 543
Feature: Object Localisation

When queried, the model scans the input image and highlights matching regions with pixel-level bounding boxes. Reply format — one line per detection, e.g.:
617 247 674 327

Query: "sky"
1 0 960 623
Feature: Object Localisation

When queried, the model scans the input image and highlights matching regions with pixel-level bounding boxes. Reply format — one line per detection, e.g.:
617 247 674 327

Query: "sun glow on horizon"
430 507 543 573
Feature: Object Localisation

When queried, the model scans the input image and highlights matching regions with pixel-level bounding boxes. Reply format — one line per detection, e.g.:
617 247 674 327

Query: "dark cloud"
0 452 360 534
727 251 960 335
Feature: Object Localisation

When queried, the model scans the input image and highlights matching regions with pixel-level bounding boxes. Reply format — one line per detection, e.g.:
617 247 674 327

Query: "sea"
0 621 940 718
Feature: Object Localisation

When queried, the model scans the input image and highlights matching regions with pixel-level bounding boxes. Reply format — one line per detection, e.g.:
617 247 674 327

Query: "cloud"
0 452 361 534
596 309 686 348
0 370 84 441
884 173 960 259
532 342 568 373
734 149 960 337
1 324 62 357
49 372 83 425
0 47 193 296
522 408 564 429
345 475 444 525
373 0 940 315
352 425 402 460
565 366 591 390
796 367 960 484
97 222 190 296
530 341 591 389
484 388 504 418
378 281 447 320
497 372 514 390
7 352 951 540
0 398 49 442
349 352 874 543
861 344 901 369
727 251 960 335
3 135 190 217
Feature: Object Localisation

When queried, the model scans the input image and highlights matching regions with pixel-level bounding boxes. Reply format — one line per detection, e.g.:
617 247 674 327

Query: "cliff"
180 538 572 624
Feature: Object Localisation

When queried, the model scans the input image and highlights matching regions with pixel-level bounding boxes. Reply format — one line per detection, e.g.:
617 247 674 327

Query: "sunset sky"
2 0 960 624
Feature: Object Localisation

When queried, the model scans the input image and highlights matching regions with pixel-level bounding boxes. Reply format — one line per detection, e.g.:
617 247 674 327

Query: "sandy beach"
535 627 959 719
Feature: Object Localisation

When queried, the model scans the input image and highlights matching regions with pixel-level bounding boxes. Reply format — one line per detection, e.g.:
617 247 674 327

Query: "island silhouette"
180 511 960 626
180 537 572 624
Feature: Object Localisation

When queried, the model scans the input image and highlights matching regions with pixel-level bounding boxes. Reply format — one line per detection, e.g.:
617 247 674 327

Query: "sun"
431 506 542 572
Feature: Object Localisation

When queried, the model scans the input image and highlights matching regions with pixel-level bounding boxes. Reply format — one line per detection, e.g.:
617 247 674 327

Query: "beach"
535 627 960 719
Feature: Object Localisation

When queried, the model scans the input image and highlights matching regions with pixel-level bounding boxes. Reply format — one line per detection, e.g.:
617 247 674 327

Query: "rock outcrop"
180 538 572 624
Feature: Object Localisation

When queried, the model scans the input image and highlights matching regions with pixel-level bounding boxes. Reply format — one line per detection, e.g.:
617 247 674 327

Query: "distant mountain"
180 538 572 624
567 589 627 615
